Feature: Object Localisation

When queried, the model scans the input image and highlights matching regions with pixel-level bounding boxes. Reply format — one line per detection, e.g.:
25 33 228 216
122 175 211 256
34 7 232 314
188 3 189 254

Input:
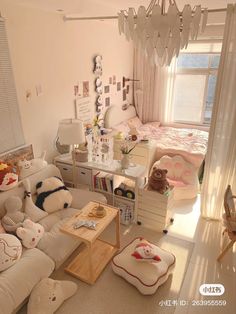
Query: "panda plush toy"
35 177 72 214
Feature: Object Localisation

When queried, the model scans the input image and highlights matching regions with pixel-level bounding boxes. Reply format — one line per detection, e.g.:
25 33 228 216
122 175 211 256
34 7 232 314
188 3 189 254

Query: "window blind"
0 19 25 154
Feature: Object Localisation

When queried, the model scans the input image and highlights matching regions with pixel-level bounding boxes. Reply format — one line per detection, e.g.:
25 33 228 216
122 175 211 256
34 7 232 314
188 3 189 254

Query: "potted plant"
120 141 137 169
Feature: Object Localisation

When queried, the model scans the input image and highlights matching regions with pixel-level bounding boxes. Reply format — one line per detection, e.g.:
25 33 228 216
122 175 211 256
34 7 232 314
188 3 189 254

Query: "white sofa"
0 164 106 314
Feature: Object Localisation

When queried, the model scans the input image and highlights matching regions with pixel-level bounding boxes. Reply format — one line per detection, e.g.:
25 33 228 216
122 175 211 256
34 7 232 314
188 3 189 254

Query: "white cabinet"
77 167 92 187
137 186 174 232
54 155 146 224
56 162 73 185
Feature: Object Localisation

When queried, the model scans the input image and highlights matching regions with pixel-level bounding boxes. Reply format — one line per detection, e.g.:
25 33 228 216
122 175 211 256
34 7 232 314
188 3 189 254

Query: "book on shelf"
93 172 113 193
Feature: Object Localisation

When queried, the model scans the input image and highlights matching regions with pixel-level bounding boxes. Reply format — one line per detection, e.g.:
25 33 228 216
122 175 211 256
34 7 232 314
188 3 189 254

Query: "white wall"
0 1 133 161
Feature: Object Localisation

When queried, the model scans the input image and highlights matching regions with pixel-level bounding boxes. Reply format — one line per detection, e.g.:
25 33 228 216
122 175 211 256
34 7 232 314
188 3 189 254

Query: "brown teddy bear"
148 168 169 194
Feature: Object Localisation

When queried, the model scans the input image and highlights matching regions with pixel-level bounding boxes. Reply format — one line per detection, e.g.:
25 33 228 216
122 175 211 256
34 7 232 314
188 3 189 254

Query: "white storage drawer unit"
56 162 73 184
137 186 174 232
77 167 92 187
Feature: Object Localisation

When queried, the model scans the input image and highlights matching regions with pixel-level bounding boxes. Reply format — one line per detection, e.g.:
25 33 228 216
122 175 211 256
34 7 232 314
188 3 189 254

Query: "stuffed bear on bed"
35 177 72 214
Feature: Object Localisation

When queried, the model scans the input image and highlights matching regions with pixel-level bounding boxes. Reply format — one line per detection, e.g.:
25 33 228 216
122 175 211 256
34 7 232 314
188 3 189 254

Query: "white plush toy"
0 233 22 272
35 177 72 214
18 151 48 179
1 196 27 234
16 219 44 249
27 278 77 314
22 179 48 222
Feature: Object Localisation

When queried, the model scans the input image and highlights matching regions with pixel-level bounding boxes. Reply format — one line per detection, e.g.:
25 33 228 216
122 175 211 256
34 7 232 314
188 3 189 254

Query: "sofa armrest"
68 188 107 209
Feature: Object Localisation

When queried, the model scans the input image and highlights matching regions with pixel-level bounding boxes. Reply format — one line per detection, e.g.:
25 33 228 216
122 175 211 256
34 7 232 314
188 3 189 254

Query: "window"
172 47 221 125
0 19 25 153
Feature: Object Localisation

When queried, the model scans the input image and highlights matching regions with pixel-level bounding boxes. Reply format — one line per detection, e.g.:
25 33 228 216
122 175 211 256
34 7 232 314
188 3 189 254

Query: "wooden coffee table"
60 201 120 284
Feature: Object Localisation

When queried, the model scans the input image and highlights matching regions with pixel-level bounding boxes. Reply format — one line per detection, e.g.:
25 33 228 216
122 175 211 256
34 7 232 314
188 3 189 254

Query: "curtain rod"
64 7 227 21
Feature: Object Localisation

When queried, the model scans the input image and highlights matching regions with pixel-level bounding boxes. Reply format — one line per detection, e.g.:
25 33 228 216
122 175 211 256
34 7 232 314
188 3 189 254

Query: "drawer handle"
63 168 68 171
81 172 86 175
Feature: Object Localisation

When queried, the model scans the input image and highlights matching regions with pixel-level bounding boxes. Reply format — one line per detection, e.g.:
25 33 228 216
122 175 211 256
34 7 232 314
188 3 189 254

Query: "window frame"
172 52 220 126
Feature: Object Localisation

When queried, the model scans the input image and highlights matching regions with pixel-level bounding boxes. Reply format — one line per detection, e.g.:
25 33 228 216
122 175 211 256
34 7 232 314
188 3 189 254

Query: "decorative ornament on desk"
129 126 139 141
89 204 106 218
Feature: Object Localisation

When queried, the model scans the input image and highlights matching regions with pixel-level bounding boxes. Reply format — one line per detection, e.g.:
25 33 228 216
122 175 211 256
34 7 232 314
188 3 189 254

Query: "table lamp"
58 119 85 187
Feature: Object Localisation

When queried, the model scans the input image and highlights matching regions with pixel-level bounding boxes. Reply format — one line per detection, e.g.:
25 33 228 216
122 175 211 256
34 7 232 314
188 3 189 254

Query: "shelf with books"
93 171 113 194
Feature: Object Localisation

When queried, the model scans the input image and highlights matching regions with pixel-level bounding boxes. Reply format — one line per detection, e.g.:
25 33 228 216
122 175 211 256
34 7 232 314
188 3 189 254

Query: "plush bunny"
1 196 27 234
16 219 44 249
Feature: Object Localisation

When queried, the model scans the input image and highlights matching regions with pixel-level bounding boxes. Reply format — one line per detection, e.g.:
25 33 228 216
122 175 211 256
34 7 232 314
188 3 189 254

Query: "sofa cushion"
0 248 54 314
37 208 80 268
39 208 79 231
68 188 107 209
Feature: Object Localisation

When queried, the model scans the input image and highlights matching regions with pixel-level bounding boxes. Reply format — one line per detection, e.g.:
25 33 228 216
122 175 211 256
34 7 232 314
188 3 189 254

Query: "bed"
104 105 209 169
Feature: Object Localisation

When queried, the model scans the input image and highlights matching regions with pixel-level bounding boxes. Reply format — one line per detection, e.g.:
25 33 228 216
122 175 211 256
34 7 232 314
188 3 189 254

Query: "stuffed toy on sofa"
23 179 48 222
0 161 19 191
16 219 44 249
1 196 28 234
0 233 22 272
35 177 72 214
17 151 48 179
27 278 77 314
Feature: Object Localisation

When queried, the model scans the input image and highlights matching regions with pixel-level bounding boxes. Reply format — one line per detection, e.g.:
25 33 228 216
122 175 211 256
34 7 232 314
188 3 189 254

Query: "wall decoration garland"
93 55 104 130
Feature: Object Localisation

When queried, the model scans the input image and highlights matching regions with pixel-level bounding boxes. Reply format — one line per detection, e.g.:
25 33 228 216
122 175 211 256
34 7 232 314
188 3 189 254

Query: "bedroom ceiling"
6 0 233 15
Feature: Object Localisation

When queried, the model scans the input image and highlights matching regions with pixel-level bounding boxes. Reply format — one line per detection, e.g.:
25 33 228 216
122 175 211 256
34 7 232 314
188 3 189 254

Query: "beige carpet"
19 223 194 314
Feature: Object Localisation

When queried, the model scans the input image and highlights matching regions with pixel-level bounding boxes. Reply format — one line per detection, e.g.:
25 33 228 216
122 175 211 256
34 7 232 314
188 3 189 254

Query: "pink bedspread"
138 123 208 168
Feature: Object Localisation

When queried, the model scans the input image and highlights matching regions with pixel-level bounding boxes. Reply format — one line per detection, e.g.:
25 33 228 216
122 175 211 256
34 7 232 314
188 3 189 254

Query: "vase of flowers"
120 141 136 169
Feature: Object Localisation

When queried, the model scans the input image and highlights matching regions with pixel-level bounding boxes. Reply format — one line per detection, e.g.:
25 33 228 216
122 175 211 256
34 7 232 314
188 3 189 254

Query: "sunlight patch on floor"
167 195 201 242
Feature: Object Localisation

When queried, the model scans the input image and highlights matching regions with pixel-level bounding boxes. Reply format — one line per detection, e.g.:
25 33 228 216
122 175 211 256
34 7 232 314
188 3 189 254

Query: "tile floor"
168 196 236 314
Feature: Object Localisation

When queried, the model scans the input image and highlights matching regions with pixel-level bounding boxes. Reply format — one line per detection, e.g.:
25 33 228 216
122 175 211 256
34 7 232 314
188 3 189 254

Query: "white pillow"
0 233 22 272
113 121 130 134
127 116 143 129
27 278 77 314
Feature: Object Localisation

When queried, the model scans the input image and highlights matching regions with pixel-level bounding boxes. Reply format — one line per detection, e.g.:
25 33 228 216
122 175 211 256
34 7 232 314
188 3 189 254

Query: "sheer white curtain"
133 46 169 123
201 4 236 220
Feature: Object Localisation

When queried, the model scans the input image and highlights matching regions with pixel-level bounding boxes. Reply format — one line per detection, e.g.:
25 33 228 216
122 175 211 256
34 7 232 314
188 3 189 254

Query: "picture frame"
83 81 89 97
117 82 121 91
105 97 110 107
123 89 126 101
104 85 110 93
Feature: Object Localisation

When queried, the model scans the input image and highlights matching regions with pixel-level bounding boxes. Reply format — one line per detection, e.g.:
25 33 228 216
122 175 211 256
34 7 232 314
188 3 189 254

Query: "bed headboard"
104 105 137 128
